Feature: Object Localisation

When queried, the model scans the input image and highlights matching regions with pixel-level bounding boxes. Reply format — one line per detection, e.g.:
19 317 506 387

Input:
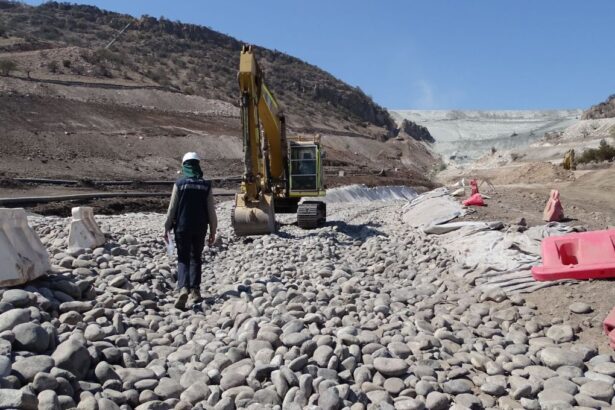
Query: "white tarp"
402 188 465 227
402 188 577 294
0 208 50 287
68 207 105 251
423 221 504 235
440 222 575 293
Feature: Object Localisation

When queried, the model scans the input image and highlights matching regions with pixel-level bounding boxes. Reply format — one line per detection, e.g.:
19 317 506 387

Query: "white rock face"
68 207 105 251
389 110 581 161
0 208 50 287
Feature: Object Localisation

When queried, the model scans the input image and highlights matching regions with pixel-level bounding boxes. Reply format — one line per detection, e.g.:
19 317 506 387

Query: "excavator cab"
289 143 321 192
288 138 326 229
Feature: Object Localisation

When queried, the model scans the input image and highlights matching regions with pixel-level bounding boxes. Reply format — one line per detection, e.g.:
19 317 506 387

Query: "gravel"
0 198 609 409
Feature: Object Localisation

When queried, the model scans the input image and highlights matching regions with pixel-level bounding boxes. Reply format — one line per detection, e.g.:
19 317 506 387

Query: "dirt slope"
0 1 394 135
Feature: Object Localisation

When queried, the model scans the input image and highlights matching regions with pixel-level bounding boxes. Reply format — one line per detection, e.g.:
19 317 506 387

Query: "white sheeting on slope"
324 185 417 204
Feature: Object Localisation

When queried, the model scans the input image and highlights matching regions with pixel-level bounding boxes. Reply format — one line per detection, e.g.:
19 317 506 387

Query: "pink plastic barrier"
531 228 615 281
603 307 615 348
543 189 564 222
463 193 485 207
470 179 479 196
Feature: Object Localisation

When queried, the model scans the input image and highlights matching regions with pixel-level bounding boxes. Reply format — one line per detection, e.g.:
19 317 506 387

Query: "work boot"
188 288 202 306
174 288 189 310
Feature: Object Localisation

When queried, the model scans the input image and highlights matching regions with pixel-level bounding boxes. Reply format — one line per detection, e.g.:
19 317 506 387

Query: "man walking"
164 152 217 309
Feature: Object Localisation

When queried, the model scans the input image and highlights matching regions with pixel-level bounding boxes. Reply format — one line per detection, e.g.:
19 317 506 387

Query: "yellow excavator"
232 45 327 236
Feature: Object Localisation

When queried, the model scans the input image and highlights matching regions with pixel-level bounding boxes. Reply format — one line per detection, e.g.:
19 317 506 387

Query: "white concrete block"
68 207 105 251
0 208 51 287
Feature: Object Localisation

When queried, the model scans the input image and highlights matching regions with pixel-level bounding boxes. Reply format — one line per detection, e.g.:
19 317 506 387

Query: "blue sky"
23 0 615 110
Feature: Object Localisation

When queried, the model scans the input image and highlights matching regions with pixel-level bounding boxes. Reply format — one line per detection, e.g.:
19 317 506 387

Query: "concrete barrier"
0 208 51 287
68 207 105 251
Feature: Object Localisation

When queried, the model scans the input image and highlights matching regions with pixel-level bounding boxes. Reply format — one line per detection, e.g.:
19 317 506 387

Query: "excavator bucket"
231 193 276 236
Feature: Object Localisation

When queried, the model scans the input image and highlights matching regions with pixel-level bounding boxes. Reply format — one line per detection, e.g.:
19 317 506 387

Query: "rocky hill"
0 1 394 135
582 94 615 120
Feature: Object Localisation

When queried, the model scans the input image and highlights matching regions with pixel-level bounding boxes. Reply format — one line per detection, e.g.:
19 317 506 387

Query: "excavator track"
297 201 326 229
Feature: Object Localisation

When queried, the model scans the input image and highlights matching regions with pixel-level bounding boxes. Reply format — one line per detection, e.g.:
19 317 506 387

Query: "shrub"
577 139 615 164
47 60 59 73
62 59 71 68
83 48 123 66
92 63 112 78
0 59 17 76
70 64 84 75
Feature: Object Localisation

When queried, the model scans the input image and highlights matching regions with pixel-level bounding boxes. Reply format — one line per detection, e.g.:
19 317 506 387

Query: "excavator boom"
232 45 277 236
232 45 326 236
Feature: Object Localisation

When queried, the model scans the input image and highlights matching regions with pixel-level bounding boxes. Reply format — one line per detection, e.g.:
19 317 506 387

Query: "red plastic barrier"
470 179 479 195
531 228 615 281
463 193 485 207
543 189 564 222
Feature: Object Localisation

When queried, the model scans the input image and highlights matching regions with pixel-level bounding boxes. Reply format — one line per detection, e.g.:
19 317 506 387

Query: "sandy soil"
525 281 615 354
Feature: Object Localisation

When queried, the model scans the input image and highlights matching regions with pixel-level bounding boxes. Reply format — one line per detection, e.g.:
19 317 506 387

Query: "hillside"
390 109 581 162
582 94 615 120
0 1 437 189
0 1 394 135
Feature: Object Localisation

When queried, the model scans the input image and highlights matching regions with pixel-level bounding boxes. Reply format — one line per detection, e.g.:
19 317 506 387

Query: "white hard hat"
182 152 200 163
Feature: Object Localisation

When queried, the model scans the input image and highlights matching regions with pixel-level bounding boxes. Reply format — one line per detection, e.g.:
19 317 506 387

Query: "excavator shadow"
329 220 385 240
276 220 384 241
193 277 283 310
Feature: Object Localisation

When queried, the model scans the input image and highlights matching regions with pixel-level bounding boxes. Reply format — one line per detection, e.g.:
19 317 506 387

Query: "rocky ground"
1 199 614 410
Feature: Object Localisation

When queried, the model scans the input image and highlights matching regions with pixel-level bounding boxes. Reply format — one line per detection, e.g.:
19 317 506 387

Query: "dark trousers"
174 230 205 290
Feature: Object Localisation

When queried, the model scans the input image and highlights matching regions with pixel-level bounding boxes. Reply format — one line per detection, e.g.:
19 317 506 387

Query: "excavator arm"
233 45 287 235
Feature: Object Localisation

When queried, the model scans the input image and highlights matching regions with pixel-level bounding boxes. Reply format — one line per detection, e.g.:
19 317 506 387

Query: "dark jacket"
164 177 217 233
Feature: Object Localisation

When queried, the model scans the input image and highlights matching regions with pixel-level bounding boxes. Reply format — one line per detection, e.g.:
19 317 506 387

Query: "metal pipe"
0 190 235 206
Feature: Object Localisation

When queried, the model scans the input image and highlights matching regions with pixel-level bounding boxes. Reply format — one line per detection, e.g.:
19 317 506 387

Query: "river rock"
52 338 91 379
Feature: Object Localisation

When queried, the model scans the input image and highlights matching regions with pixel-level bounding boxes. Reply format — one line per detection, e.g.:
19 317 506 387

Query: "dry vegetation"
577 139 615 164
